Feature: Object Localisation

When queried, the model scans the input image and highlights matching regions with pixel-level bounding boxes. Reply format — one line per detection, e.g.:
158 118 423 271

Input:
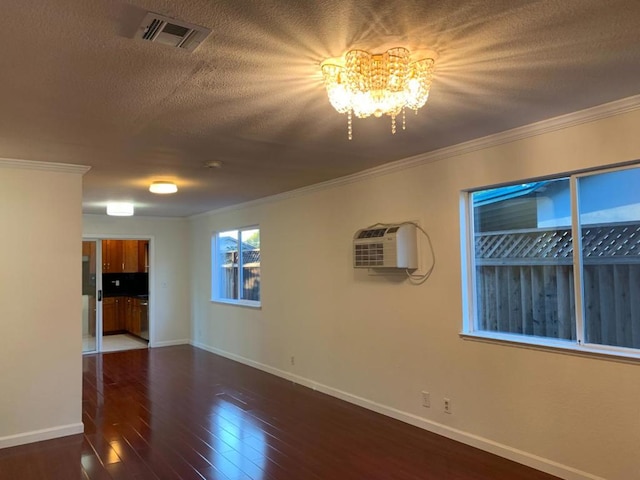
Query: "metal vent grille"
136 12 211 52
142 18 163 40
355 243 384 267
357 228 387 239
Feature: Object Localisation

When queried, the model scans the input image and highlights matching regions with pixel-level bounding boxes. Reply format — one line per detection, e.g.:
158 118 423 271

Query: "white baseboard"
152 339 190 348
0 423 84 450
190 341 604 480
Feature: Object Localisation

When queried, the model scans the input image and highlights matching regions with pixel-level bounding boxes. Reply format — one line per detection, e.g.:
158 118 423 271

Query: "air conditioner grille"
355 243 384 267
162 23 190 37
357 228 387 239
136 12 211 52
142 18 164 40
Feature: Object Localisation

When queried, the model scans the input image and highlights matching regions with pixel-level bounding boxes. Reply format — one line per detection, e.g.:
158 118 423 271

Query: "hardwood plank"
0 346 560 480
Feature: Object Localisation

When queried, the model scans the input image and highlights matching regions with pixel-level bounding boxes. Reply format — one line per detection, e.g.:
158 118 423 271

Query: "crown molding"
190 94 640 221
0 157 91 175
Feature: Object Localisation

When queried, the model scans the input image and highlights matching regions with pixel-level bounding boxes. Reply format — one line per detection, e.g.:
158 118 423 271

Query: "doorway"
82 238 151 354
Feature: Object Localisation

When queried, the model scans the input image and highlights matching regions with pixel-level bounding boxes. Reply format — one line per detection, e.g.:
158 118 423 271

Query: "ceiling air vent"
136 12 211 52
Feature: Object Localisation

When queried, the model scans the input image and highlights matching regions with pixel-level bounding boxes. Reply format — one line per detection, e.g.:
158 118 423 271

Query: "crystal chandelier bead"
321 47 435 139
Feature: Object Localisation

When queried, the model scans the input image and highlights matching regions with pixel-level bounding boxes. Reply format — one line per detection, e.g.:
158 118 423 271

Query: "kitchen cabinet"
122 240 139 273
125 297 142 336
103 297 117 333
102 240 122 273
103 296 127 334
138 240 149 272
103 295 146 337
102 297 115 333
102 296 143 337
102 240 147 273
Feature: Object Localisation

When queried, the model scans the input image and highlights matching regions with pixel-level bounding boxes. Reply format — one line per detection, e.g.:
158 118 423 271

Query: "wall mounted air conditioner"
353 224 418 269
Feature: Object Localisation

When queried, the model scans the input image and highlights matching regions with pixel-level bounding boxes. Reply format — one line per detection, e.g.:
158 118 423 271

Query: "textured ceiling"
2 0 640 216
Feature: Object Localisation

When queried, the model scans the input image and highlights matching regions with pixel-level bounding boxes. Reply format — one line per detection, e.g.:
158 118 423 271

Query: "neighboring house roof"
218 236 256 252
476 222 640 264
472 182 548 207
219 237 261 265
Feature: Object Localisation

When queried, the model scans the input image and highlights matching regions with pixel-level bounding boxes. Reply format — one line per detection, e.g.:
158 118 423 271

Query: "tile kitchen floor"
83 334 147 353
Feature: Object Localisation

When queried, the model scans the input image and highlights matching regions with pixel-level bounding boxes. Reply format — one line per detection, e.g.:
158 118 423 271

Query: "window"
464 164 640 357
212 226 260 306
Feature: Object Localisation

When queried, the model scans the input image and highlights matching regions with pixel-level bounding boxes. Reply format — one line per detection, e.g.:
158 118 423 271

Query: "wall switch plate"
421 391 430 408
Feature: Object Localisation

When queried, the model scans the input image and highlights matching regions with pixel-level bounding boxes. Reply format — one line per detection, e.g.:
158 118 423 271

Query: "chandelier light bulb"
149 181 178 194
321 47 435 139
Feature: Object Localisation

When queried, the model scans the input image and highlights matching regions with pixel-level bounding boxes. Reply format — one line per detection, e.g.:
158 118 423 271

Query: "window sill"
211 298 261 309
460 331 640 364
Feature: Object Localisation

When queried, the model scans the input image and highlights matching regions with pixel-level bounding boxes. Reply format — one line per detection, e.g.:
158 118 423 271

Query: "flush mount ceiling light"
106 202 134 216
149 181 178 194
321 47 435 139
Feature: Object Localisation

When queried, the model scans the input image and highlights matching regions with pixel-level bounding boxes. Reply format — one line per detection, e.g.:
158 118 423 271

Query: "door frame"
82 234 155 352
81 239 102 354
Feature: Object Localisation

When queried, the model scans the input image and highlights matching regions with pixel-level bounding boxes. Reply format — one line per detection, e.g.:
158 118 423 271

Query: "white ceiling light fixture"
106 202 134 216
321 48 435 139
149 181 178 194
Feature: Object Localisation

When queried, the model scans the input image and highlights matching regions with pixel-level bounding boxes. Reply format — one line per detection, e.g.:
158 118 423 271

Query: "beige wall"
189 108 640 480
0 164 85 447
82 215 191 346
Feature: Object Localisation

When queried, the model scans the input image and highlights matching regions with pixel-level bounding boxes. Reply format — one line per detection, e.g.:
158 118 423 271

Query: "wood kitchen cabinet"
102 240 122 273
125 297 142 336
102 240 147 273
122 240 139 273
103 296 127 334
102 297 117 333
102 296 146 337
138 240 149 272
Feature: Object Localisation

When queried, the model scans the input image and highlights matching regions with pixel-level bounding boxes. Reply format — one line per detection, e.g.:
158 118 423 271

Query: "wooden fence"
475 223 640 349
221 265 260 301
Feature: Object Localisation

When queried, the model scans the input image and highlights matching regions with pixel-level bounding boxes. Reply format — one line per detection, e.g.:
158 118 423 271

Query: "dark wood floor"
0 346 560 479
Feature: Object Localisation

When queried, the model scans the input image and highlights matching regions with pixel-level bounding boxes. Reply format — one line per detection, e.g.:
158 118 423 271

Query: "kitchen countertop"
103 294 148 299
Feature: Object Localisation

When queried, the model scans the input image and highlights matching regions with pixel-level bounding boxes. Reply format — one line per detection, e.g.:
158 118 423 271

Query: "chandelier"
321 47 435 140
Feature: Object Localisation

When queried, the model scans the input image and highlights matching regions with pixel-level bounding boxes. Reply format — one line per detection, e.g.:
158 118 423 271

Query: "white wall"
82 215 191 346
0 163 85 447
189 107 640 480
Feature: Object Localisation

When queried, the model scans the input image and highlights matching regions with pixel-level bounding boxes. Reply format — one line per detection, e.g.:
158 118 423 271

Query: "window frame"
461 163 640 361
211 225 261 308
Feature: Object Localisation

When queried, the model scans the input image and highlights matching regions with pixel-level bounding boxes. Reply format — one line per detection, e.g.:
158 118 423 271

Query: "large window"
464 164 640 357
212 226 260 306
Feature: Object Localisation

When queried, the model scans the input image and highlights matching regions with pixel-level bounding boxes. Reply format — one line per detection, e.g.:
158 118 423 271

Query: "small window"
212 226 260 306
464 164 640 357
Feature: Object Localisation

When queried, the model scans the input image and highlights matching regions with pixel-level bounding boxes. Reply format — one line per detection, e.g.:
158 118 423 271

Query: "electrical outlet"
290 356 295 366
421 391 430 408
444 397 452 414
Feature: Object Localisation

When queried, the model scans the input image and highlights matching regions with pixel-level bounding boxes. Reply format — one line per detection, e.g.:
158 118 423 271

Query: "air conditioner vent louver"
136 12 211 52
355 243 385 267
353 224 418 269
142 18 163 40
